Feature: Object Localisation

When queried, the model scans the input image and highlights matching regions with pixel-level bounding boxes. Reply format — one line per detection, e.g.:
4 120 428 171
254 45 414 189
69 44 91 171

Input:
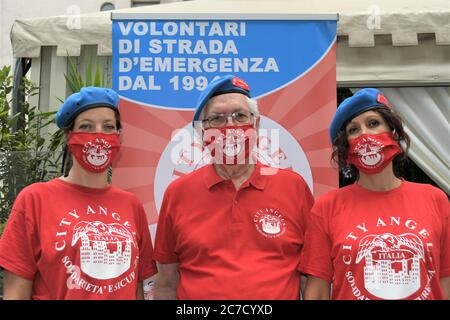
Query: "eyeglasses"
202 111 255 128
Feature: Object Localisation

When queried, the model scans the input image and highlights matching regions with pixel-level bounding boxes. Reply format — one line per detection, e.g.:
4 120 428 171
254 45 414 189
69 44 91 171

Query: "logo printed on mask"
222 127 246 157
83 138 112 167
254 208 286 238
353 137 384 168
346 132 401 175
203 124 257 165
68 132 120 173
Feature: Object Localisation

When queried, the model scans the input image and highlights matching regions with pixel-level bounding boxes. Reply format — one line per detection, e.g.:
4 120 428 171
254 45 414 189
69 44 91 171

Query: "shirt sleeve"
301 182 315 230
438 192 450 278
152 187 179 264
135 201 158 281
0 190 40 281
299 201 333 283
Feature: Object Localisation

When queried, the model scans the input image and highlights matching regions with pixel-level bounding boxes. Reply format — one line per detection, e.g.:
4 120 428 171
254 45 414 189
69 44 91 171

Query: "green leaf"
86 56 93 86
66 55 83 93
7 113 21 127
94 64 101 87
64 74 78 93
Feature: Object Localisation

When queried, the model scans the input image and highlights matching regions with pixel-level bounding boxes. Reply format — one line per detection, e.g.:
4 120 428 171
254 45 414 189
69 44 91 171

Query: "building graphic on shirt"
72 221 136 280
356 233 424 299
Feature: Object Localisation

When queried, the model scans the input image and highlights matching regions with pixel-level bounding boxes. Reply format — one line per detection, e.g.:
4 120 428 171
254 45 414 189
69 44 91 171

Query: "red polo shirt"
154 163 314 300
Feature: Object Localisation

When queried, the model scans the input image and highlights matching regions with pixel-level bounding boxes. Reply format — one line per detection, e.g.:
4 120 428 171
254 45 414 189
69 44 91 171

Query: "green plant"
65 55 108 92
0 56 111 296
0 66 64 227
0 66 65 297
0 222 5 237
0 56 111 229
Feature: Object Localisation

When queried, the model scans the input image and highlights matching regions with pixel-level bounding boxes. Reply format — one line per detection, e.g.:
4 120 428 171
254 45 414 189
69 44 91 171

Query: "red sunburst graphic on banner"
113 44 338 225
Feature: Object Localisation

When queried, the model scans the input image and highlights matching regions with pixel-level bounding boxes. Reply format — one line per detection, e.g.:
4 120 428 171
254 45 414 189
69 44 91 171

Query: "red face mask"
203 124 257 165
346 132 401 174
68 132 120 173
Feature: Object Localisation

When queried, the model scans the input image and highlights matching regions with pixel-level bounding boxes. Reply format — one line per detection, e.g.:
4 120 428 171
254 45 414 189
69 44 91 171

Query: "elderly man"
153 74 314 299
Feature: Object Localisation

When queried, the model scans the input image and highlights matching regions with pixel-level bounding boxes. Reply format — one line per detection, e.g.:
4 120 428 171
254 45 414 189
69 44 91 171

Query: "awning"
10 0 450 85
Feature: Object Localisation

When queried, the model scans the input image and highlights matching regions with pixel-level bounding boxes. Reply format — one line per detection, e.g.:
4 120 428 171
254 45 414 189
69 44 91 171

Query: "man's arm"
153 262 179 300
300 275 307 299
303 275 331 300
3 270 33 300
136 281 144 300
440 276 450 299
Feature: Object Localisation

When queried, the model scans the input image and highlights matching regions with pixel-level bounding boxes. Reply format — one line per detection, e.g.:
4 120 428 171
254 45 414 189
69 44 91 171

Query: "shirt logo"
254 208 286 238
341 216 436 300
54 205 139 295
356 233 424 299
72 221 137 279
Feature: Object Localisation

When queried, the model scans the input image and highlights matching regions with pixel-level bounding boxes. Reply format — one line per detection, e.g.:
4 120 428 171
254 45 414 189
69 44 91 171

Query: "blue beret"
192 74 250 126
56 87 119 128
329 88 392 143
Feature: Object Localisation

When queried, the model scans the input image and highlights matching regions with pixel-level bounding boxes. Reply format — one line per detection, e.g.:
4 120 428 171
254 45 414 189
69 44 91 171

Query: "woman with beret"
0 87 157 299
300 88 450 300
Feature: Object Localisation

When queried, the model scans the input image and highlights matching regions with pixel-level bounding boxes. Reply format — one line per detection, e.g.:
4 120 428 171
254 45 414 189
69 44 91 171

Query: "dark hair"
331 108 411 179
61 109 121 176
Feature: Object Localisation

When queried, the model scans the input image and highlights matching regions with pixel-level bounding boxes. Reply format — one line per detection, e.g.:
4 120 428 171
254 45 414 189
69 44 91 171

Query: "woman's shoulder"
402 181 448 198
16 179 60 197
316 184 357 202
309 185 357 217
107 185 143 204
108 184 137 196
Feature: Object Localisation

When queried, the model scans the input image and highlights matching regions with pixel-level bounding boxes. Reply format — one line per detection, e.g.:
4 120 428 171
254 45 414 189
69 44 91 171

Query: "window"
132 0 160 7
100 2 115 11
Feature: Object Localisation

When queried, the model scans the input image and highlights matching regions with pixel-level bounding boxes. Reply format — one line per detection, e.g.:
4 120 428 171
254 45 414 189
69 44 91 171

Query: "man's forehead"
205 93 249 112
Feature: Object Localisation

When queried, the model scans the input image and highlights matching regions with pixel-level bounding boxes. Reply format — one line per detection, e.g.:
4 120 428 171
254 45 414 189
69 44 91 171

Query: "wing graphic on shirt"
71 220 137 248
356 233 425 264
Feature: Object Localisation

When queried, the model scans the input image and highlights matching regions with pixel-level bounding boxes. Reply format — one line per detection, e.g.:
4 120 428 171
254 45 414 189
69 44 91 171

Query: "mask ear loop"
391 128 405 151
341 164 354 179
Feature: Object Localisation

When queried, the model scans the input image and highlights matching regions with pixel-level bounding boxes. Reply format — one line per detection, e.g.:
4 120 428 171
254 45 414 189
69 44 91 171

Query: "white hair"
247 97 260 116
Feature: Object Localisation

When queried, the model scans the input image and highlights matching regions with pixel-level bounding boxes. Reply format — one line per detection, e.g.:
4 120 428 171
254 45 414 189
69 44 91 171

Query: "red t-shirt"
153 163 314 300
300 181 450 300
0 179 157 299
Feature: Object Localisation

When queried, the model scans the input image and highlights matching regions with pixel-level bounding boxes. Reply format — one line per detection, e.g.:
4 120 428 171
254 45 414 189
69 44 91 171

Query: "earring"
392 129 399 138
341 165 353 179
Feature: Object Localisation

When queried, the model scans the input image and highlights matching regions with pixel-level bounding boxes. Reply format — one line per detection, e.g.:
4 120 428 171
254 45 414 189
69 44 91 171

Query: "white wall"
0 0 187 68
0 0 132 68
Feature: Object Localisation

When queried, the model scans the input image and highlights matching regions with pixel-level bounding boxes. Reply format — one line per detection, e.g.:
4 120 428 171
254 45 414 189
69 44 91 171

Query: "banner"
111 14 338 296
